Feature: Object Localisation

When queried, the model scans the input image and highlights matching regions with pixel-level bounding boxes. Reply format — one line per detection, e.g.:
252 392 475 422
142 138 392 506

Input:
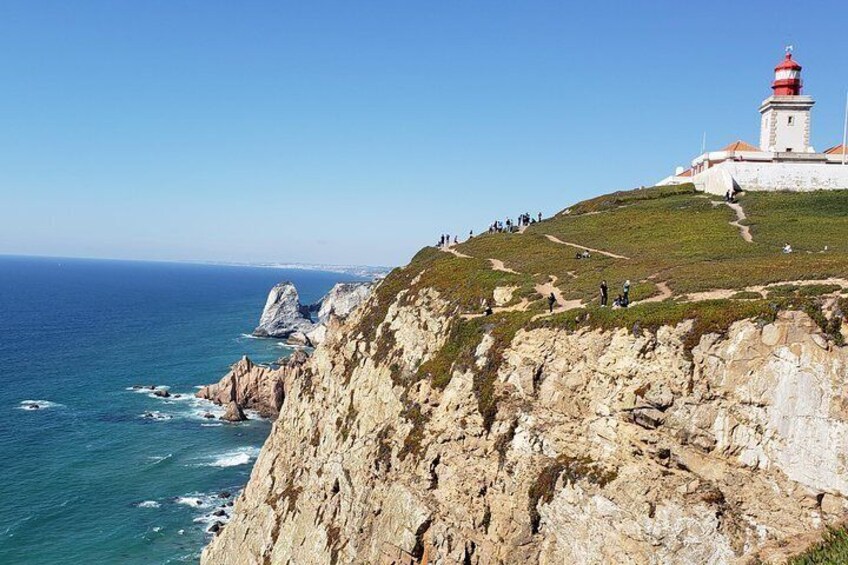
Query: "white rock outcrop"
315 282 374 324
252 282 314 338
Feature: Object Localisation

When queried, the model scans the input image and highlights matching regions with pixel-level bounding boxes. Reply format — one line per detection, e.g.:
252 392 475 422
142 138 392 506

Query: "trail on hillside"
532 275 583 320
440 245 472 259
460 298 532 320
711 200 753 243
488 258 519 274
684 277 848 302
635 281 673 304
543 234 631 260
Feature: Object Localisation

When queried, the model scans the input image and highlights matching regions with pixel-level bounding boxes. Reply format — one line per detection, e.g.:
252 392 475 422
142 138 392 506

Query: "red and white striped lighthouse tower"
759 48 815 152
772 52 803 95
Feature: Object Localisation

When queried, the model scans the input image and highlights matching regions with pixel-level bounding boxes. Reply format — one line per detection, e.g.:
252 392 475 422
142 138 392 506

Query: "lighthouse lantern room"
759 49 815 153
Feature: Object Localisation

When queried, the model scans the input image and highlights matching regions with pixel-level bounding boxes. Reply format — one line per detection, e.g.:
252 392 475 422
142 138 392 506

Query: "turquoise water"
0 256 361 564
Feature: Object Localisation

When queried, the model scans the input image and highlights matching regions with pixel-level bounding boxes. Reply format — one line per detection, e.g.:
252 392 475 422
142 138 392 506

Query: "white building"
659 51 848 194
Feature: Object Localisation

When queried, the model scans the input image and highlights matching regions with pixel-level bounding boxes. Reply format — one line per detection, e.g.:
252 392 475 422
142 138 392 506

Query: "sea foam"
17 400 64 411
203 446 260 468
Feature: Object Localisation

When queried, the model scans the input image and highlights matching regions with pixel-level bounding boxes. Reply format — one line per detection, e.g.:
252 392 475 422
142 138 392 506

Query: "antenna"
701 131 707 155
785 44 794 54
842 90 847 165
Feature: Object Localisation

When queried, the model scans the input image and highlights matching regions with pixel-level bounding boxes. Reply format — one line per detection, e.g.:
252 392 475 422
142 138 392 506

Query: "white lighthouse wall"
762 107 813 153
694 161 848 195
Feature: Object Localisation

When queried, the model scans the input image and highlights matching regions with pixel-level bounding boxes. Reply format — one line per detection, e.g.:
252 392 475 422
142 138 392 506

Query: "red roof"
824 144 847 155
775 53 802 71
720 140 759 152
678 168 693 177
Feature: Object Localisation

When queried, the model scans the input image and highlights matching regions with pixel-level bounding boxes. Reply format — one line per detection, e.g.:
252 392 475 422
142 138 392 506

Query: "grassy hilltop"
368 185 848 350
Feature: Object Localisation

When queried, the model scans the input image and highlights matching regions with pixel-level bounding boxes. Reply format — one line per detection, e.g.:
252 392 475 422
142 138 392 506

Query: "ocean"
0 256 363 564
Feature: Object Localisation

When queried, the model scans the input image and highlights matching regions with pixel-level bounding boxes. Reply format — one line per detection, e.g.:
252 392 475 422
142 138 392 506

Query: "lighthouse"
758 50 815 153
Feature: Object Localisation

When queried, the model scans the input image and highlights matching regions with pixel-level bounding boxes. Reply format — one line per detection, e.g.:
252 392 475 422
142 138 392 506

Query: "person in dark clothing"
548 292 556 313
538 212 542 222
623 280 631 304
600 280 608 307
483 299 493 316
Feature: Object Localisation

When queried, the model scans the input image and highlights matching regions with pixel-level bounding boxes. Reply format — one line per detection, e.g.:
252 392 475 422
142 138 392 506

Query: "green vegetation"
731 290 763 300
790 526 848 565
564 183 698 215
744 190 848 253
462 187 848 302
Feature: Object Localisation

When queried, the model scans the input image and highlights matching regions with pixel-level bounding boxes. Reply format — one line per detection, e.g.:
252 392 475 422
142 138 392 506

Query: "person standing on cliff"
600 280 608 307
623 280 631 305
547 292 556 313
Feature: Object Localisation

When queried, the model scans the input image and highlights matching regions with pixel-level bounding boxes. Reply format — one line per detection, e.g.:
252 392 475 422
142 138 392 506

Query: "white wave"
201 423 223 427
238 333 263 340
203 446 260 468
17 400 64 411
137 500 161 508
176 496 208 508
140 411 173 421
147 454 173 465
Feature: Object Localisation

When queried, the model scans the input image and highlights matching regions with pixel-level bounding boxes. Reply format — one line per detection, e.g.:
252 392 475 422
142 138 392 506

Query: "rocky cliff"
201 271 848 564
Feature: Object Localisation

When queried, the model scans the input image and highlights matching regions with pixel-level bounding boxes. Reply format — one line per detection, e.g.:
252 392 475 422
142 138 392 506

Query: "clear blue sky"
1 1 846 267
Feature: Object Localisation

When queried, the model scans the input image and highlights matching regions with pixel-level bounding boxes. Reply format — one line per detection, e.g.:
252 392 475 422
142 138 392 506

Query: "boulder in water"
153 389 171 398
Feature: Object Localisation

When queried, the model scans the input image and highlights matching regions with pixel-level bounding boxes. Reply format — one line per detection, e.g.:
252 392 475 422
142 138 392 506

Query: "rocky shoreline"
195 280 374 425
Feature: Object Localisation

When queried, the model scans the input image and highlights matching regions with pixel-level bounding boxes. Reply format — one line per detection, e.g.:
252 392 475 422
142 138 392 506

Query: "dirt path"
489 258 519 274
711 200 753 243
543 234 631 260
460 298 532 320
440 245 471 259
726 202 753 243
532 276 583 320
684 277 848 302
635 281 672 304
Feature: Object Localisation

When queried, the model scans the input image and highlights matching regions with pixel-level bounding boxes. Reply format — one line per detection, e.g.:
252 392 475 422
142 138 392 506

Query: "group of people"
437 212 545 248
599 279 631 308
438 234 459 247
574 249 591 260
487 212 543 234
723 189 737 203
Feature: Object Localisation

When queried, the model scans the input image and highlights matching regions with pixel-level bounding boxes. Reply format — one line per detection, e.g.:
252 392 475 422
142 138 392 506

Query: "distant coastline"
0 253 390 279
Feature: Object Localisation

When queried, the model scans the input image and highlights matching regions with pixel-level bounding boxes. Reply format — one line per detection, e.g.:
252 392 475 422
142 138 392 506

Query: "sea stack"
252 282 315 339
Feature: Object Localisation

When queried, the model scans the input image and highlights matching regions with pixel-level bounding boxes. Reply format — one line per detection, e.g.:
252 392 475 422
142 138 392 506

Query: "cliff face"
202 281 848 564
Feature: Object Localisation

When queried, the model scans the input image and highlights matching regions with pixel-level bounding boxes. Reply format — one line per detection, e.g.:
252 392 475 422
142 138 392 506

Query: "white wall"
694 161 848 195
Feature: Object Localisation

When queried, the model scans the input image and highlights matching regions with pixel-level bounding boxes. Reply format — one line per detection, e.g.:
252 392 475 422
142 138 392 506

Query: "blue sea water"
0 256 362 564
